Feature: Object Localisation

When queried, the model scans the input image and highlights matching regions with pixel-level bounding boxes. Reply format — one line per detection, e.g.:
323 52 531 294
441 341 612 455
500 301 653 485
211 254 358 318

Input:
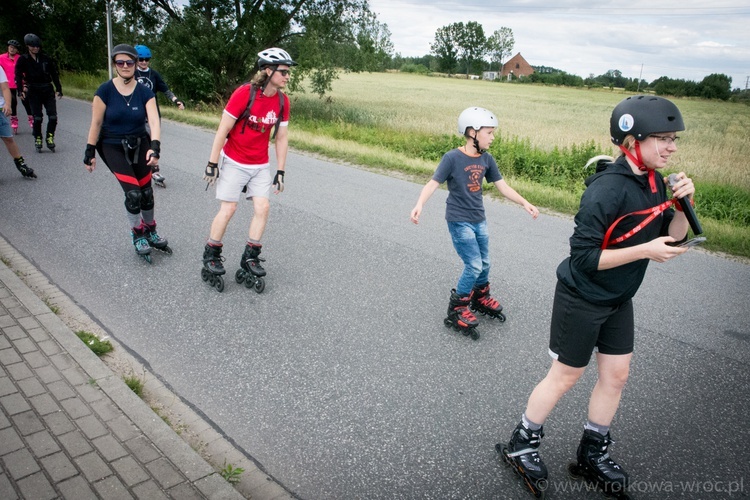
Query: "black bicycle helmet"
610 95 684 145
24 33 41 47
8 40 21 48
111 44 138 62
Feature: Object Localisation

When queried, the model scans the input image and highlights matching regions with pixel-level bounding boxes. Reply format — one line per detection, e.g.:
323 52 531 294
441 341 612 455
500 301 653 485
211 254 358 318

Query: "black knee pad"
124 190 142 214
140 186 154 211
47 115 57 123
33 115 43 122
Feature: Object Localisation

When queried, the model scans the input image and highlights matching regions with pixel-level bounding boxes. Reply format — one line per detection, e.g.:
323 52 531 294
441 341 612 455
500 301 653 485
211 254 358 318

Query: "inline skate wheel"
254 277 265 293
215 275 225 292
235 269 245 284
498 312 507 322
201 268 209 282
469 328 479 340
443 317 452 327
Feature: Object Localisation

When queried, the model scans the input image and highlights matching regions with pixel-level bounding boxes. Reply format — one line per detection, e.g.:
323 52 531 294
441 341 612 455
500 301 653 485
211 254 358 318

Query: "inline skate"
34 136 42 153
143 220 172 254
497 421 548 498
152 171 166 188
14 157 36 178
202 243 226 292
46 133 55 152
131 225 152 263
443 289 479 340
567 429 631 499
28 116 34 129
235 243 266 293
10 116 18 135
471 282 506 321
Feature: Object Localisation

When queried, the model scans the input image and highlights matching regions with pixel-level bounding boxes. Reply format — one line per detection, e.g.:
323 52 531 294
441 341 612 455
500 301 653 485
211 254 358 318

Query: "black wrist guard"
84 144 96 165
149 139 161 159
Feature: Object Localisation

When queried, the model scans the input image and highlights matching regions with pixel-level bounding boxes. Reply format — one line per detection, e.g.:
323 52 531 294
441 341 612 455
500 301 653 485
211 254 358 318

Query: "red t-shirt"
223 84 290 165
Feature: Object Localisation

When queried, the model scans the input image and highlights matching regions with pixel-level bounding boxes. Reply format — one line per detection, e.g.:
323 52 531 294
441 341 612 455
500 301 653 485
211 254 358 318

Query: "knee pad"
140 186 154 211
47 114 57 123
124 190 142 214
33 114 43 122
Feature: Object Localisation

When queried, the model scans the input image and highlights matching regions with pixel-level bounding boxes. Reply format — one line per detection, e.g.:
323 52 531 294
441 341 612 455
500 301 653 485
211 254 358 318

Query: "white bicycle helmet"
257 47 297 68
458 107 498 135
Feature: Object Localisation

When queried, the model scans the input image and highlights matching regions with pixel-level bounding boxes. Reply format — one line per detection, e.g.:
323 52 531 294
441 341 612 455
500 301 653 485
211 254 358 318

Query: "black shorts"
548 281 634 368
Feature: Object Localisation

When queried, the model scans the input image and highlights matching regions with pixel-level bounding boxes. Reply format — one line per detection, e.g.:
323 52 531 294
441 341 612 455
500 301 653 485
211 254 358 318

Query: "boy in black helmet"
15 33 62 152
497 95 697 498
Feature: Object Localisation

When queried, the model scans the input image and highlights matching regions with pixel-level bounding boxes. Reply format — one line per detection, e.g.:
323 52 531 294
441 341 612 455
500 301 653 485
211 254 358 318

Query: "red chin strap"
619 143 656 193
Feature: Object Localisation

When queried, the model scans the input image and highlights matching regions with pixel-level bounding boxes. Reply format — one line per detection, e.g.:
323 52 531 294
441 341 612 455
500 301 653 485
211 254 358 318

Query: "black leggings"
28 85 57 137
10 89 32 117
98 140 154 215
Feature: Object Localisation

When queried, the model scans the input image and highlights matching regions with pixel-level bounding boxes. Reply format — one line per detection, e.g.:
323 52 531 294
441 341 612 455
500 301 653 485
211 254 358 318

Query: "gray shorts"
0 113 12 138
215 154 272 202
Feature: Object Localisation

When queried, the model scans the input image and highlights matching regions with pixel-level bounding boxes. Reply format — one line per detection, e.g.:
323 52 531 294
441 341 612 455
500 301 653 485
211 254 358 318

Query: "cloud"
369 0 750 87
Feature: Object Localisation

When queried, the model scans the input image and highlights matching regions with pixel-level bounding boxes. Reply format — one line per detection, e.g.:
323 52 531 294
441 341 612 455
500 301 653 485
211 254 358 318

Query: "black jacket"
15 53 62 92
556 156 675 305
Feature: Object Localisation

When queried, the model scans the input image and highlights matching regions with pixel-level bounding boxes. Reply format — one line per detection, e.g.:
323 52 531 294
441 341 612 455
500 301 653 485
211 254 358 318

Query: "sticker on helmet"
618 114 634 132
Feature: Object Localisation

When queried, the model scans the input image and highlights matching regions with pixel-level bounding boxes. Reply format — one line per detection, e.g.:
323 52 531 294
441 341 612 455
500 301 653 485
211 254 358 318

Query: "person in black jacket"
133 45 183 187
497 96 696 497
15 33 62 152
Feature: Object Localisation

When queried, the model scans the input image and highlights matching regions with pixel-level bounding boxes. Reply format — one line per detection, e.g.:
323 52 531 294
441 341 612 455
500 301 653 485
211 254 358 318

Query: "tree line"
1 3 741 103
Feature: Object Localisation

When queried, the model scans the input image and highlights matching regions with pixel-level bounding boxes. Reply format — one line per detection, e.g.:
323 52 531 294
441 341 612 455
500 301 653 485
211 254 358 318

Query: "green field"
63 71 750 258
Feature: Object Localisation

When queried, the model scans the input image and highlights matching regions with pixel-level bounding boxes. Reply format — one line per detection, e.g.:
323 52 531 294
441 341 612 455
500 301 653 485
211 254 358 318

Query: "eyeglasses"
651 135 680 145
277 70 291 77
138 58 150 62
114 59 136 67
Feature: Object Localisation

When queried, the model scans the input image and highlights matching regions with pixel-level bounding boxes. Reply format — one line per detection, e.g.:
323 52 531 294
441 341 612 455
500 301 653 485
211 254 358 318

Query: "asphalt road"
1 98 749 499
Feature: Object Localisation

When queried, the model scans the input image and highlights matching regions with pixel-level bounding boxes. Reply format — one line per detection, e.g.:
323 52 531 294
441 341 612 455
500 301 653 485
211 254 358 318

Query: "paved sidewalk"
0 244 292 499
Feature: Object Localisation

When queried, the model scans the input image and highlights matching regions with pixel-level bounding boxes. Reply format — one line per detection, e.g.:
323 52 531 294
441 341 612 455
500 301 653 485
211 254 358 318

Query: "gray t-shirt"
432 148 503 222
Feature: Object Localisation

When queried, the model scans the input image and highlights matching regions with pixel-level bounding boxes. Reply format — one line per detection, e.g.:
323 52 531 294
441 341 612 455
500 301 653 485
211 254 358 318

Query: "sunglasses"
114 59 136 67
277 69 291 77
139 58 150 62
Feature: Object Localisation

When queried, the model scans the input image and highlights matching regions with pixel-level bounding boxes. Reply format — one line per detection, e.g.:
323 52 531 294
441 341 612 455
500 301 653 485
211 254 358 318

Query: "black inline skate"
443 289 480 340
14 157 37 178
34 136 43 153
131 225 152 263
567 429 631 499
235 243 266 293
202 243 226 292
471 282 506 321
497 422 548 498
143 221 172 255
46 132 56 152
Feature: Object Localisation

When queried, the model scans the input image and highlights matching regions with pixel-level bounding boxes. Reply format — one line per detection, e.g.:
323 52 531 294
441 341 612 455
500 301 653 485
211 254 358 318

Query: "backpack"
236 83 285 139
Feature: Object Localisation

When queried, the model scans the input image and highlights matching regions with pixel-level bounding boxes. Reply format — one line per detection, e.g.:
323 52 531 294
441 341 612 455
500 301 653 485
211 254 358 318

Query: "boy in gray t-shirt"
410 107 538 339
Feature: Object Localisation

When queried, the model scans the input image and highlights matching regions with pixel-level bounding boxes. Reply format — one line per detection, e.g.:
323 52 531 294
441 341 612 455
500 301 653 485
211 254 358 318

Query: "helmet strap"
468 130 484 154
619 142 656 193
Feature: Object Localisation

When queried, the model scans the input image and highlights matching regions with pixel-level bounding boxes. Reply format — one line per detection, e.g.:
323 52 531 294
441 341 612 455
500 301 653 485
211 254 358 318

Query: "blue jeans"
447 220 490 296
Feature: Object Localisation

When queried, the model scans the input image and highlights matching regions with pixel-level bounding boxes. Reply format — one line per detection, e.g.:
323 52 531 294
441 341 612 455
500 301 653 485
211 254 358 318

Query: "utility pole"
106 0 113 79
637 64 643 92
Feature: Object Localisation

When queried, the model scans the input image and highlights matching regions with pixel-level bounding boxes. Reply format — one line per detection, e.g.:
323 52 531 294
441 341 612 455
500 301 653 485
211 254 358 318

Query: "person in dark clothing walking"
133 45 184 187
497 95 696 498
14 33 62 152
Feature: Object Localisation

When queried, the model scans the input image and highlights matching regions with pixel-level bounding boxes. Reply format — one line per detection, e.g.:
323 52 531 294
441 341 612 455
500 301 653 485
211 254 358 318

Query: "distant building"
482 52 535 81
501 53 534 80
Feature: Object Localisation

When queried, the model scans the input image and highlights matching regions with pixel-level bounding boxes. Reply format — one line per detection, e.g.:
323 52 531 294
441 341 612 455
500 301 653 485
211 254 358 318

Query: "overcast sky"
367 0 750 89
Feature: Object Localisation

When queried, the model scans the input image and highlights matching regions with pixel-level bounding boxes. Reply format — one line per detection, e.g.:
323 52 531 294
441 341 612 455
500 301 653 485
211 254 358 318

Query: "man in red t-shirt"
200 47 295 293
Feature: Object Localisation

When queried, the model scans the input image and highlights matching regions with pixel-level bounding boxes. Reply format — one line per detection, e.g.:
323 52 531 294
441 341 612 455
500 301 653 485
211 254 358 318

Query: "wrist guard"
149 139 161 159
84 144 96 166
273 170 285 192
